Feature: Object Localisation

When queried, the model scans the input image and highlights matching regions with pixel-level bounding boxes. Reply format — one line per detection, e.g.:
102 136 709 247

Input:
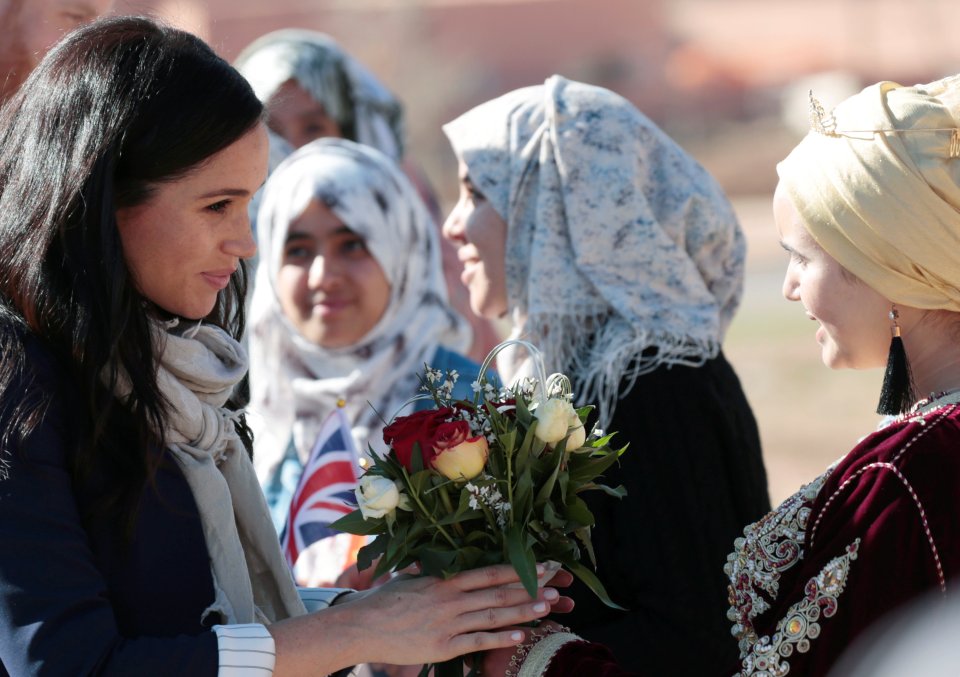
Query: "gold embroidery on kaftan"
734 540 860 676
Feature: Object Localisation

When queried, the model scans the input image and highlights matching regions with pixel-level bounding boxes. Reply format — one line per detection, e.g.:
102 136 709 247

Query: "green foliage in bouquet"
330 340 628 607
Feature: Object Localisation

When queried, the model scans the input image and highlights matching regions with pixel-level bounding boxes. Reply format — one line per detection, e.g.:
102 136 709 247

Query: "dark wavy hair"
0 16 263 517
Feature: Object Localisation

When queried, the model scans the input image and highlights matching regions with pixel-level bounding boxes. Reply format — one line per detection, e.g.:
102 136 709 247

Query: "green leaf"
506 523 537 598
566 559 626 610
357 536 388 571
563 496 594 527
534 443 564 506
419 547 458 577
566 452 622 484
328 509 386 536
574 526 596 568
513 467 534 521
411 441 425 473
579 482 628 499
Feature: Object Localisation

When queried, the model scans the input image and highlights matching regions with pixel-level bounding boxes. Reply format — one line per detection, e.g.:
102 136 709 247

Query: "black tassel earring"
876 306 915 415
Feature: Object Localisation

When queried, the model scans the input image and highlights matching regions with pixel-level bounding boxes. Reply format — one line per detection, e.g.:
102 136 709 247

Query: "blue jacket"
0 333 222 675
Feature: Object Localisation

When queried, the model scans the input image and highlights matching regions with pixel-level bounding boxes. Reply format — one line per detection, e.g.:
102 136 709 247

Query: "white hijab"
235 29 404 161
443 75 746 429
248 138 470 485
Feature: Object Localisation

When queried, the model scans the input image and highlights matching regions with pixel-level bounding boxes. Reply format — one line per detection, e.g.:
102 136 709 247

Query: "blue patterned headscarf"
443 75 746 428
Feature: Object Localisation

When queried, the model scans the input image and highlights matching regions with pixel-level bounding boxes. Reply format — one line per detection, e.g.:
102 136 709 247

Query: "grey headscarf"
235 29 405 160
443 75 746 429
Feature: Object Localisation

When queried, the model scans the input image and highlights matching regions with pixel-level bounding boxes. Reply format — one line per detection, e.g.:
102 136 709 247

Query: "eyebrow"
196 188 252 200
284 225 357 243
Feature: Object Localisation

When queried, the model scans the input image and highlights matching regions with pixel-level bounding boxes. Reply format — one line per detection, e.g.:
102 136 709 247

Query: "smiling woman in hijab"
441 75 770 675
236 29 501 363
248 138 483 585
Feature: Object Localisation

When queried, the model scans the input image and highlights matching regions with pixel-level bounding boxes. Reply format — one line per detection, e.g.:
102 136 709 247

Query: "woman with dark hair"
0 17 561 676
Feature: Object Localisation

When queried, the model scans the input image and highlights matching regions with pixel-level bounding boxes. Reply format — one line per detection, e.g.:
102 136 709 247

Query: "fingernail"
533 602 548 612
536 563 545 574
510 631 524 642
544 588 559 600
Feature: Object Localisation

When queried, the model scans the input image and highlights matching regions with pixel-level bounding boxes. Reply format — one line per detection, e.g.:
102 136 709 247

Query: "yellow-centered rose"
431 422 490 481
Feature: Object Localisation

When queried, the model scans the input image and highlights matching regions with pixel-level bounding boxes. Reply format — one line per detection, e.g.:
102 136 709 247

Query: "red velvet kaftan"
544 401 960 676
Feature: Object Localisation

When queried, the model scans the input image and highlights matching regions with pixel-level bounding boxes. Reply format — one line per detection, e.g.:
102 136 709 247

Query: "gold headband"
809 90 960 158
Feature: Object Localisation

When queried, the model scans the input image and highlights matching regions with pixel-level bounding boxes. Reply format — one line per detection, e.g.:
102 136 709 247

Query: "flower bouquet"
330 340 627 676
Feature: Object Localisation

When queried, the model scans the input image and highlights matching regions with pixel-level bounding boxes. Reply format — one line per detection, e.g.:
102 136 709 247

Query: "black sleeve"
558 352 770 677
0 339 220 676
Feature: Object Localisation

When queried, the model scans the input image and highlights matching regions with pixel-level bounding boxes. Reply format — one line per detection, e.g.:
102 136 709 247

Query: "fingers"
448 628 528 657
546 568 574 588
449 563 529 591
453 593 554 636
549 595 576 614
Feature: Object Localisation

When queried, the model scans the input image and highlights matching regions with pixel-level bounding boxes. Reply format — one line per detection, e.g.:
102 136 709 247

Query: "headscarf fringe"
520 312 720 430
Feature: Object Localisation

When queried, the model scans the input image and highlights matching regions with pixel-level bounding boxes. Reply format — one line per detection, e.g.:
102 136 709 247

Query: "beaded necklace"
905 388 960 417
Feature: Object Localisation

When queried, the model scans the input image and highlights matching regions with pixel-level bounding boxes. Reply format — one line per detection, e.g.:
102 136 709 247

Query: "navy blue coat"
0 333 220 675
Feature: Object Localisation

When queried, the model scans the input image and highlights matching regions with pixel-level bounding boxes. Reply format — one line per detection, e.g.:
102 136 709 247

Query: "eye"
206 199 231 214
339 235 369 257
464 182 486 203
283 242 313 261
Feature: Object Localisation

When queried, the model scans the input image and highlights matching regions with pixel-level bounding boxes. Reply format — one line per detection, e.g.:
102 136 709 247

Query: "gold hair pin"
808 90 960 158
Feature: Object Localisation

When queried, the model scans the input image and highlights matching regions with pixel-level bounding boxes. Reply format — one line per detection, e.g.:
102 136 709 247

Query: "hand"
334 560 392 591
481 621 570 677
337 563 560 666
542 568 575 614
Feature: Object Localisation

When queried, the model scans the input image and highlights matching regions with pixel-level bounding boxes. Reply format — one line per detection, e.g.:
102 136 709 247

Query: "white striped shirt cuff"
213 623 276 677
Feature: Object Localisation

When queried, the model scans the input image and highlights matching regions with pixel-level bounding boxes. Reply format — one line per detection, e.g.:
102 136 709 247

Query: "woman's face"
775 182 891 370
266 80 342 149
441 160 508 319
115 124 266 320
275 198 391 348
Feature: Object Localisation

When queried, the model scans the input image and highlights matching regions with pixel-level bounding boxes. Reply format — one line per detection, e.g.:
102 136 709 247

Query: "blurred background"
112 0 960 503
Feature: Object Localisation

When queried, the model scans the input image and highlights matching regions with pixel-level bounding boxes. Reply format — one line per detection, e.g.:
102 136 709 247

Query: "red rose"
383 407 454 471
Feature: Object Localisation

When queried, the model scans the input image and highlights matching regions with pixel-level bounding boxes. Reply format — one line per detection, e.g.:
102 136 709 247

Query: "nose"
781 265 800 302
307 254 340 290
224 220 258 260
442 201 466 244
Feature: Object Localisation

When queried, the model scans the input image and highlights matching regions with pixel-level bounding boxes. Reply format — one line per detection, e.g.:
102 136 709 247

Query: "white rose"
355 476 405 520
534 398 575 444
566 409 586 450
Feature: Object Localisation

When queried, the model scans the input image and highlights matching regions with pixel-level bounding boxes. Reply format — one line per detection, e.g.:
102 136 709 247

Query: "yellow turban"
777 75 960 311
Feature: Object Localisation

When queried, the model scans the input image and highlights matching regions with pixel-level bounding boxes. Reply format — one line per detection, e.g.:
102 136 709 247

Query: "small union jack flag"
280 406 360 569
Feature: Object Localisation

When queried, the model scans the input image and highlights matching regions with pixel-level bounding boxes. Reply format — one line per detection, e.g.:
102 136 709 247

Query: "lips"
313 298 353 317
200 269 236 290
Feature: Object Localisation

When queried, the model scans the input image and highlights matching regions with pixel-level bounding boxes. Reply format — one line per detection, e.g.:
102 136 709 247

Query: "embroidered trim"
809 406 949 593
725 472 832 657
736 539 860 677
517 633 581 677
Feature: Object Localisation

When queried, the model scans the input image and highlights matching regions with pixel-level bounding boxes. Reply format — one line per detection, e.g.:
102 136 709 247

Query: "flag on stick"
280 405 360 569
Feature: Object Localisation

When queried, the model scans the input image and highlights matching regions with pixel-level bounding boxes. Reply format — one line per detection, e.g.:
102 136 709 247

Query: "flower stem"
402 468 459 549
438 484 465 537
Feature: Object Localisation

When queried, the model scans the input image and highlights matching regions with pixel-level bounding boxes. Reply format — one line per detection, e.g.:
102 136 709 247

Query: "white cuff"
297 586 354 613
518 632 581 677
212 623 276 676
